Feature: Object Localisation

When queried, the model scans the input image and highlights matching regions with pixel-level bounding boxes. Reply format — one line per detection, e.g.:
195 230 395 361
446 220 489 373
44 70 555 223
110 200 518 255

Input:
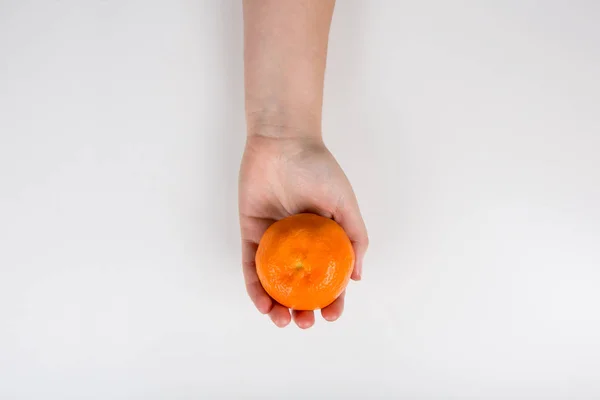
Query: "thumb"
334 197 369 281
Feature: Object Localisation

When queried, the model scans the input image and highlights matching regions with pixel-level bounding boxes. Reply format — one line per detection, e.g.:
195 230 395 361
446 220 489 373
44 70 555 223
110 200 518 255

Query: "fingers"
350 239 368 281
241 215 279 314
292 310 315 329
334 197 369 281
269 302 292 328
241 240 273 314
321 291 345 322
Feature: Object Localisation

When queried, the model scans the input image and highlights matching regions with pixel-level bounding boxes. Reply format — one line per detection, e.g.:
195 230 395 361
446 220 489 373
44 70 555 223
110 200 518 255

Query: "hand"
239 134 368 329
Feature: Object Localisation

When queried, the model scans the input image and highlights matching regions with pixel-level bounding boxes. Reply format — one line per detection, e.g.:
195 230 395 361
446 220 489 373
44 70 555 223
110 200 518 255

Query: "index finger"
242 239 273 314
240 216 277 314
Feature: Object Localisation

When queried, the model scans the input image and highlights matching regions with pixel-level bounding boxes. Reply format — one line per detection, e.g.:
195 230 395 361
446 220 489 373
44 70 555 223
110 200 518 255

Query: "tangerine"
255 213 355 311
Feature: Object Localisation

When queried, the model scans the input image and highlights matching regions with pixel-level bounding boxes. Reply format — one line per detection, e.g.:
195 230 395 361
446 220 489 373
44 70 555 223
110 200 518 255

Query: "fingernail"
274 319 286 328
298 321 312 329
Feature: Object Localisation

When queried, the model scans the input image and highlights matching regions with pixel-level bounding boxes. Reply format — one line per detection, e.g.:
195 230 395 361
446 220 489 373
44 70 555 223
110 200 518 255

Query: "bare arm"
243 0 335 138
240 0 368 329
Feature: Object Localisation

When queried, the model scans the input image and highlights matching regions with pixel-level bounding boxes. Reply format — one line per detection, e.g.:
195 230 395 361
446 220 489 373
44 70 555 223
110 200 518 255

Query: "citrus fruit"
255 213 355 310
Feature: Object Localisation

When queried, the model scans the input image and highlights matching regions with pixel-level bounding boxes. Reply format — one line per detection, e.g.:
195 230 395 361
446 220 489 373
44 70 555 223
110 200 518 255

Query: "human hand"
239 134 368 329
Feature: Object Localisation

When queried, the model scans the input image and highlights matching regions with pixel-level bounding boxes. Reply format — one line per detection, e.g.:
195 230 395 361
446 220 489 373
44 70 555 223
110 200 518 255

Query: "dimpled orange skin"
255 213 355 311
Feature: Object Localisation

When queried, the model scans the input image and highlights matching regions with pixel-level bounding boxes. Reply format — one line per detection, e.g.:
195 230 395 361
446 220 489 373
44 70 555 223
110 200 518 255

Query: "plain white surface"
1 1 600 398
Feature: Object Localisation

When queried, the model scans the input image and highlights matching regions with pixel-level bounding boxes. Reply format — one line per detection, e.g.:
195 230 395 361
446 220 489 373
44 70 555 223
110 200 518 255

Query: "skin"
240 0 368 329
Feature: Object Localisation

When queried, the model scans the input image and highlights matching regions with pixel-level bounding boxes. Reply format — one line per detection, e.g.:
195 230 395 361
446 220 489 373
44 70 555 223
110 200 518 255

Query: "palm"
239 136 368 328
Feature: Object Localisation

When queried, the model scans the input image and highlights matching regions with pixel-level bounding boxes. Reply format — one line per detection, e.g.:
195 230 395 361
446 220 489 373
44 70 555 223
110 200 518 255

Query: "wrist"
245 119 325 158
245 107 323 140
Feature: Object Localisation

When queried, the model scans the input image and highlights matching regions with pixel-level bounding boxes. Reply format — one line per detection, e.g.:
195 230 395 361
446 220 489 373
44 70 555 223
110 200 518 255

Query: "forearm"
243 0 335 138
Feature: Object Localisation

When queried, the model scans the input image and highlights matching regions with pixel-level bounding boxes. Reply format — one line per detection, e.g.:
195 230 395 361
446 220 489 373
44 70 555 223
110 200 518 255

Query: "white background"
1 1 599 398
